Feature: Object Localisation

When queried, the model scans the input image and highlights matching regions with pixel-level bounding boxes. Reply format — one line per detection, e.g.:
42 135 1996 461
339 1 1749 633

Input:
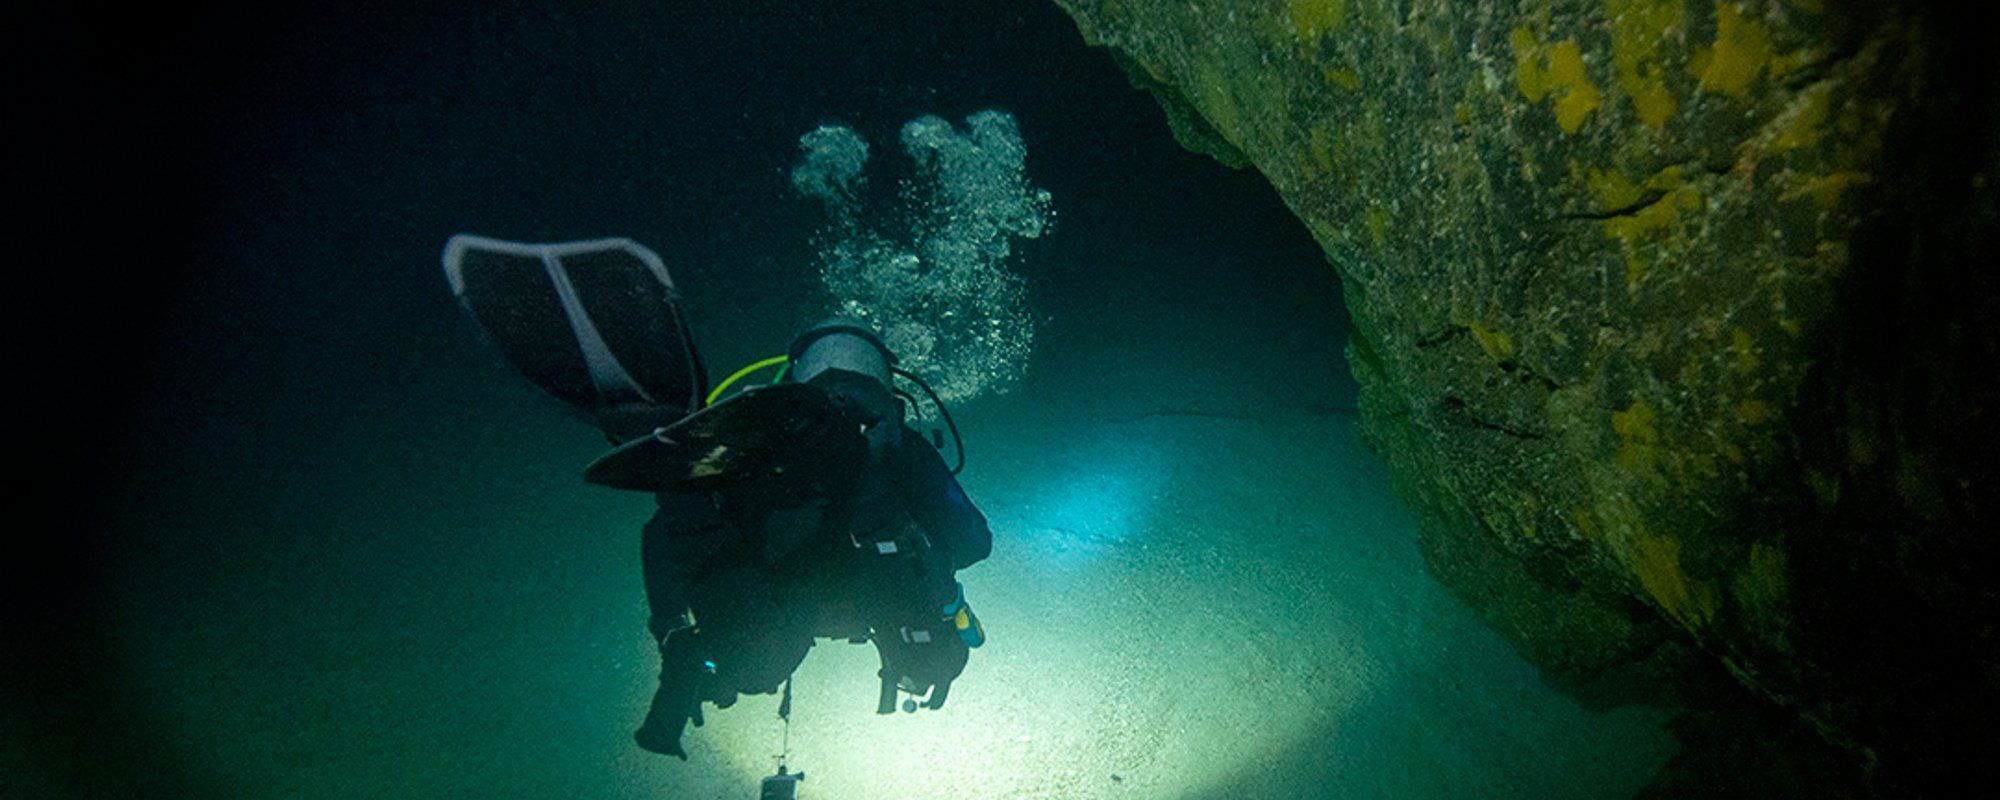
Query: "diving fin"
583 383 864 493
442 234 708 442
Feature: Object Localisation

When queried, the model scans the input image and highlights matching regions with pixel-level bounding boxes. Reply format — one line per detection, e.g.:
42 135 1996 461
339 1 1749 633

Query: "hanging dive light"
760 766 804 800
760 677 805 799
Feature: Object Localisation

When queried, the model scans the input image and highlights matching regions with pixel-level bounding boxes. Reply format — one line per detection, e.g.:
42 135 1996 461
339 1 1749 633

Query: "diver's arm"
900 429 992 570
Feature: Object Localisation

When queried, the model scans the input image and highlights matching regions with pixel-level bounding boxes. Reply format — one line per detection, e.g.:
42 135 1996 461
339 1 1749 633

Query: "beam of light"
614 418 1676 798
630 540 1380 800
621 424 1383 799
1002 430 1170 569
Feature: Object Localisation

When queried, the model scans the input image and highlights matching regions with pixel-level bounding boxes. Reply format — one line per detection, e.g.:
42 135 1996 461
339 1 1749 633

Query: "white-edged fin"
441 233 706 434
539 246 655 405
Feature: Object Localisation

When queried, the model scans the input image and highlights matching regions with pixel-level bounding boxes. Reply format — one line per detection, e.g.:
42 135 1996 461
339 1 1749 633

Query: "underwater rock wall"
1052 0 1998 792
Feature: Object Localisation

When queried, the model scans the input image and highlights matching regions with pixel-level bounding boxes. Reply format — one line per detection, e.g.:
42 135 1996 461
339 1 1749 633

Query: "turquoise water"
18 1 1676 796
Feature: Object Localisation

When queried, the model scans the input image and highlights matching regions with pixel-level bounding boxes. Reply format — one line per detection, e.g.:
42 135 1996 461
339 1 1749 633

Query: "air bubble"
793 110 1053 402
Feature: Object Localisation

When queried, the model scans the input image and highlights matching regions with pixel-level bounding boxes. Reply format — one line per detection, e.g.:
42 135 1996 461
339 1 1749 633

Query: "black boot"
634 681 693 759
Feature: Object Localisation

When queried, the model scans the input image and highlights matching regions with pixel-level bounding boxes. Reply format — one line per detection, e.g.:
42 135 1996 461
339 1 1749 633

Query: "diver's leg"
874 637 901 714
641 491 723 639
636 625 712 759
635 492 723 758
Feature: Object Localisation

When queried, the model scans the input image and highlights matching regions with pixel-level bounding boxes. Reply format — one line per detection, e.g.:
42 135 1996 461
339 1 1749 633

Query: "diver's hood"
789 316 896 386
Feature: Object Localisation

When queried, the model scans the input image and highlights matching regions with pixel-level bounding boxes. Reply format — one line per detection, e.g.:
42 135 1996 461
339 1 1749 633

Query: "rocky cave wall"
1049 0 1998 794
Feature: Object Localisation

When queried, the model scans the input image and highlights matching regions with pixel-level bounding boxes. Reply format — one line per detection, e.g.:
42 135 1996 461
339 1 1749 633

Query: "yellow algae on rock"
1631 531 1719 628
1309 124 1337 175
1692 2 1773 97
1768 46 1817 79
1608 0 1684 128
1323 66 1361 89
1196 69 1242 145
1781 171 1872 207
1518 494 1543 539
1588 166 1645 209
1731 327 1759 373
1363 207 1390 248
1571 508 1602 541
1597 165 1703 285
1601 191 1687 242
1613 398 1660 471
1771 81 1833 152
1511 26 1553 102
1547 42 1604 133
1468 321 1517 362
1511 28 1603 133
1737 398 1771 424
1289 0 1347 41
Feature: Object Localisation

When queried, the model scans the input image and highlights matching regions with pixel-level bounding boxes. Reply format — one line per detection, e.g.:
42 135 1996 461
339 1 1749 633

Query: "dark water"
13 2 1672 797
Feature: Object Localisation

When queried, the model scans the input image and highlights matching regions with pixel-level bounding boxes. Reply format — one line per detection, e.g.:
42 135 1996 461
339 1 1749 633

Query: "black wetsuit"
635 369 990 757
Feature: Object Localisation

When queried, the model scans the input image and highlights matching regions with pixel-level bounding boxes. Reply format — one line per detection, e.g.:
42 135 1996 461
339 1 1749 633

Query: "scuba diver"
441 235 990 763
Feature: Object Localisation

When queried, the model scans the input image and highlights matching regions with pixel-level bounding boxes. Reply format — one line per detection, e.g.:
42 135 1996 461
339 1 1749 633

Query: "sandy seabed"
622 401 1677 800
